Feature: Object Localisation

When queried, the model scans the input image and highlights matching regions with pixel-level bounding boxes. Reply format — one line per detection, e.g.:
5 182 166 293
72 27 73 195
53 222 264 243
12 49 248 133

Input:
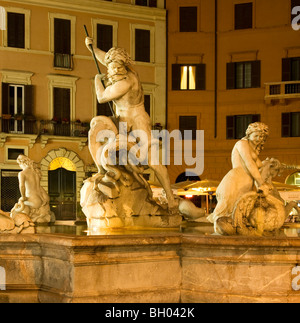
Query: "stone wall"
0 232 299 303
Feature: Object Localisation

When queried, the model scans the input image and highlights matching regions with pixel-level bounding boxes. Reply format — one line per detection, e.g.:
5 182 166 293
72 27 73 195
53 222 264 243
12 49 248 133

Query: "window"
235 3 253 30
136 0 157 7
53 87 71 136
282 57 300 81
49 13 75 69
47 74 78 132
131 24 154 63
144 95 151 116
135 29 150 63
97 24 113 52
7 12 25 48
1 83 34 134
282 112 300 137
179 116 197 140
7 148 25 161
227 61 260 89
54 18 72 69
227 114 261 139
180 7 198 32
172 64 206 91
97 102 114 117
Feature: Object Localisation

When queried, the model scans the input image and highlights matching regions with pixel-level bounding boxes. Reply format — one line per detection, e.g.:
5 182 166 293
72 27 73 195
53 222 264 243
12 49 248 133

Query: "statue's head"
16 154 32 168
245 122 269 149
245 122 269 139
104 47 134 67
104 47 134 83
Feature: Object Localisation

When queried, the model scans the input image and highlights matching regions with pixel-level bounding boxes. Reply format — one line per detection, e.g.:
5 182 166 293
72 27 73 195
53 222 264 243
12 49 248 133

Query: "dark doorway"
48 168 76 220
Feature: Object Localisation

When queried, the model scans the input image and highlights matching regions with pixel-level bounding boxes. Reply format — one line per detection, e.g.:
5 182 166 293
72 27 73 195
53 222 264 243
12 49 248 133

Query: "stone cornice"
2 0 166 21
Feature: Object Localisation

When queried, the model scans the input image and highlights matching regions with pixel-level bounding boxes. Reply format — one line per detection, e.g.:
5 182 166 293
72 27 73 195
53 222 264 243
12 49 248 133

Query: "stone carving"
0 209 34 234
0 154 56 234
14 155 55 224
81 40 204 230
208 123 300 236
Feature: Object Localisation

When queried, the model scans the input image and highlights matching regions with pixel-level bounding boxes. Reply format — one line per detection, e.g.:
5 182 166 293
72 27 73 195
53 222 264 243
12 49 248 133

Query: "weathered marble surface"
0 226 300 303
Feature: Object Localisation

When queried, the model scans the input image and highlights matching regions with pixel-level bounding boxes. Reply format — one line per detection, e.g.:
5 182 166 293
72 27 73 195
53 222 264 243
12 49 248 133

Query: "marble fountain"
1 43 300 303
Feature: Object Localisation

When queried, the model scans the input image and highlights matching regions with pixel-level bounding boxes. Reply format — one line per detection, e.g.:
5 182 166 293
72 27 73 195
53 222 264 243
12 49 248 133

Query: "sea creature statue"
81 40 204 230
0 205 35 234
81 116 205 230
208 122 300 236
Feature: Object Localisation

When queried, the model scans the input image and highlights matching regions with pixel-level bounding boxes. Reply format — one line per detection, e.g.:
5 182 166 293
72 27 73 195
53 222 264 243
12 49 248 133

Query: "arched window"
286 171 300 186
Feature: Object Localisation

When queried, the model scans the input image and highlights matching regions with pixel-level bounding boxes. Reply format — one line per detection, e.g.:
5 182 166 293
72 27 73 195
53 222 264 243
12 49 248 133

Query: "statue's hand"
95 74 106 81
85 37 93 51
258 183 271 197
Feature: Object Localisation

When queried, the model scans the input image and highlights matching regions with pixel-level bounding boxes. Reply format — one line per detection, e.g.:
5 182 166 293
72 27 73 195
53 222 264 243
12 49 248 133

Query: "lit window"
172 64 205 91
49 157 76 172
180 66 196 90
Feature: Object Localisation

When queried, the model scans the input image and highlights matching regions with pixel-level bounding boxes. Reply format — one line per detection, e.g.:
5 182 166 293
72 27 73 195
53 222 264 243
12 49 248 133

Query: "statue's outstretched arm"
85 37 107 66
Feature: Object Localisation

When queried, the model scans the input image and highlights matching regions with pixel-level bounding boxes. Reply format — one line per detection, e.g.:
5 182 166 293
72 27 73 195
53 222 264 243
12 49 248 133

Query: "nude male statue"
85 38 177 213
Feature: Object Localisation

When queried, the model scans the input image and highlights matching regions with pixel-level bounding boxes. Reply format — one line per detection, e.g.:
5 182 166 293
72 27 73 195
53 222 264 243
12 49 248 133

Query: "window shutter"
251 114 261 123
251 61 261 88
54 18 71 54
24 85 33 116
97 24 113 52
7 12 25 48
97 102 113 117
54 88 70 120
144 95 151 116
282 58 291 82
282 113 291 137
1 83 9 115
180 7 198 32
172 64 181 90
196 64 206 90
235 3 253 30
226 63 236 90
226 116 235 139
179 116 197 140
24 85 34 134
135 29 150 63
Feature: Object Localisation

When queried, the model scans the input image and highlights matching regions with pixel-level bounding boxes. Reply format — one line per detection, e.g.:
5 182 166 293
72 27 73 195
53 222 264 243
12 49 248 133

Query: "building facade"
166 0 300 187
0 0 167 221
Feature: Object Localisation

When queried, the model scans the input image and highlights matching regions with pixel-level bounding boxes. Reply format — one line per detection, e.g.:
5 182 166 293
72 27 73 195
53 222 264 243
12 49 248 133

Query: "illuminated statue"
81 39 205 231
13 155 55 224
208 123 300 236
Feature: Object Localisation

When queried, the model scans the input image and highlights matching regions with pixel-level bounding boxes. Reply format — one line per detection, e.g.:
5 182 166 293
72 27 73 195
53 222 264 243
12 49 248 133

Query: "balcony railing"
39 120 89 137
54 53 73 70
265 81 300 103
1 116 89 138
1 115 37 134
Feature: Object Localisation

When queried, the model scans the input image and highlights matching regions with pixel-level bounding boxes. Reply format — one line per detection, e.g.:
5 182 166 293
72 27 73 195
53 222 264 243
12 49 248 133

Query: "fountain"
0 42 300 304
